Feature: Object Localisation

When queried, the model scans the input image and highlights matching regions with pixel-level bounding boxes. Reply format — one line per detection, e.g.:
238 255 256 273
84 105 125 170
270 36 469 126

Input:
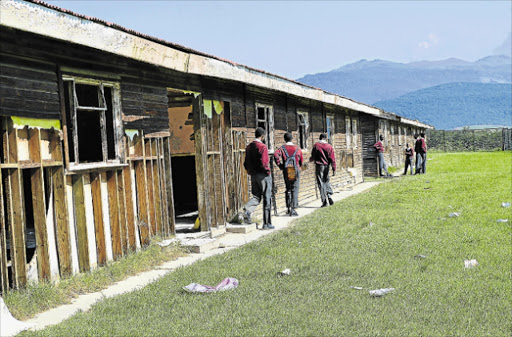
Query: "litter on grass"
449 212 461 217
464 259 478 268
437 218 447 221
278 268 291 276
497 219 509 223
183 277 239 293
414 255 427 259
501 202 511 208
349 286 364 290
369 221 375 227
156 239 177 247
369 288 395 297
0 297 35 337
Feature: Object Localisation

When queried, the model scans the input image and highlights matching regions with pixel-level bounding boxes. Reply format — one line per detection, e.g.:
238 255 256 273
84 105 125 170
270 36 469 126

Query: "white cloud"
418 33 440 49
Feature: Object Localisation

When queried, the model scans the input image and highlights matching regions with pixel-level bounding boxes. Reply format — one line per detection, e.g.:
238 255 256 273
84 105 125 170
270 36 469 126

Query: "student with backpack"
274 132 303 216
310 134 336 207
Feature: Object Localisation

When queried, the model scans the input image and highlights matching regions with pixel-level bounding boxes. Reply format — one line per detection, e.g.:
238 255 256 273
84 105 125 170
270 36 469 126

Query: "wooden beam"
116 170 128 255
90 172 106 266
122 165 136 251
107 171 122 260
72 175 89 272
162 137 176 235
51 165 72 277
0 168 9 292
145 139 157 236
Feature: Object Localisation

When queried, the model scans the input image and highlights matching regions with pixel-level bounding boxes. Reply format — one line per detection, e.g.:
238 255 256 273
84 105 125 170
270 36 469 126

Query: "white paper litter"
414 255 427 259
464 259 478 268
369 288 395 297
349 286 363 290
156 239 177 247
501 202 511 208
278 268 291 276
0 297 35 337
497 219 509 223
183 277 239 293
449 212 461 217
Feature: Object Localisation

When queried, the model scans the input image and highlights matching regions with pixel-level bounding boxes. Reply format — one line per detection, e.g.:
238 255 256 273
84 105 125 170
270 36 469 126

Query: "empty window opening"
171 156 198 231
255 104 274 151
62 77 122 168
326 115 335 146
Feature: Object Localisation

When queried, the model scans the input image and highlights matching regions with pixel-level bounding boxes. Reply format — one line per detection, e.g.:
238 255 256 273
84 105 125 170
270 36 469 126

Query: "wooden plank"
72 175 89 272
30 168 51 281
65 176 80 275
27 128 51 281
122 165 136 251
82 175 98 269
116 170 128 255
0 168 9 292
162 137 176 235
99 172 113 261
135 160 149 246
144 139 157 236
107 171 122 260
90 172 106 266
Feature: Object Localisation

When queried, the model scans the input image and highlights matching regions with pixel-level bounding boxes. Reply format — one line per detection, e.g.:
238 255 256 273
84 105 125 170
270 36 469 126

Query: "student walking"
374 135 391 177
242 127 274 229
310 133 336 207
404 143 414 175
274 132 303 216
414 134 423 174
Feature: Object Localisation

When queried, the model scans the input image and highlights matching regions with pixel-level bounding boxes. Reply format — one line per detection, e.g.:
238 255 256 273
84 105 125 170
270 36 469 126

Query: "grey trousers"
244 173 272 225
284 173 300 210
404 158 413 175
378 152 389 176
415 153 423 174
421 153 427 173
315 164 333 203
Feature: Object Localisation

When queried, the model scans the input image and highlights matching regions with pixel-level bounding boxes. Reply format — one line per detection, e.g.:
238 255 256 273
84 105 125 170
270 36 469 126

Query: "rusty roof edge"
4 0 430 128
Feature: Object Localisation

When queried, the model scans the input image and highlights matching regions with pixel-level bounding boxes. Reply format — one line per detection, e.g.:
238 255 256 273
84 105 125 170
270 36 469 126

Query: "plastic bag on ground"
501 202 511 208
183 277 239 293
497 219 509 223
464 259 478 268
0 296 35 337
369 288 395 297
449 212 461 217
277 268 291 276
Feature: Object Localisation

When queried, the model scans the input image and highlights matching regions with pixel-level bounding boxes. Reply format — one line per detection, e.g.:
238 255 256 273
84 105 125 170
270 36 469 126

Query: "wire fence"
426 128 512 152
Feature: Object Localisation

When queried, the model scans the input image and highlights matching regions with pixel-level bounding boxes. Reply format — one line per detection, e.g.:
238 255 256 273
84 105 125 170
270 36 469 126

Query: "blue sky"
44 1 511 79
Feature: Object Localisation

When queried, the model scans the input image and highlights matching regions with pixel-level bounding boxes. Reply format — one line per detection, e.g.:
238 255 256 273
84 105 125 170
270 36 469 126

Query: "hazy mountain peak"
408 58 470 68
475 55 512 66
334 59 399 72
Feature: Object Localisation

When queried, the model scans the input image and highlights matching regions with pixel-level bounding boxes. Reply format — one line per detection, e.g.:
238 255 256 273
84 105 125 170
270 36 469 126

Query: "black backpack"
282 145 299 182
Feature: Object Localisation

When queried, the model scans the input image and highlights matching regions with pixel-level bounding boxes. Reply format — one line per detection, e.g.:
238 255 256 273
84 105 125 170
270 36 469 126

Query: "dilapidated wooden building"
0 0 431 291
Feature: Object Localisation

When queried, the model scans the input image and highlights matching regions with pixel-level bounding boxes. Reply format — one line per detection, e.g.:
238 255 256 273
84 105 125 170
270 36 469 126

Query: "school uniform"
414 138 423 174
274 142 303 214
373 140 390 176
404 146 414 175
310 140 336 205
243 139 272 226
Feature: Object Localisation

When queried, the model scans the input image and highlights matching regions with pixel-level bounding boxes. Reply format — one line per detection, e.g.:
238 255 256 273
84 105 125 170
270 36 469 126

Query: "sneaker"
244 211 252 224
290 209 299 216
321 201 328 208
328 197 334 206
265 224 275 230
261 224 269 230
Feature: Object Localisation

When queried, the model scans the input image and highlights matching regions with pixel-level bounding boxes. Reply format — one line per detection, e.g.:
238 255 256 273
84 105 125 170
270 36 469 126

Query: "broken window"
326 114 335 146
297 111 309 150
255 104 274 152
62 77 123 168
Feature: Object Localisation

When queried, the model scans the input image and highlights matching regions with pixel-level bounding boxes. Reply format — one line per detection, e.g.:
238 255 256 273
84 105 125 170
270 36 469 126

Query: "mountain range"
297 55 512 129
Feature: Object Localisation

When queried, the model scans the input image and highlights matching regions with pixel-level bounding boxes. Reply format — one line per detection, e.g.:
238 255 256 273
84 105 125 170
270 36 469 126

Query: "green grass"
5 242 185 320
22 152 512 337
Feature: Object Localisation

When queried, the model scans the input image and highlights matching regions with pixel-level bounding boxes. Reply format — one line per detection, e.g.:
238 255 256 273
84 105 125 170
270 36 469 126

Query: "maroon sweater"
244 140 270 175
274 144 304 170
374 140 384 153
310 141 336 171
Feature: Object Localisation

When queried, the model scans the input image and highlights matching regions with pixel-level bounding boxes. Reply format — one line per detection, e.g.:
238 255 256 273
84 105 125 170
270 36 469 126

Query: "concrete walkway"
24 181 381 332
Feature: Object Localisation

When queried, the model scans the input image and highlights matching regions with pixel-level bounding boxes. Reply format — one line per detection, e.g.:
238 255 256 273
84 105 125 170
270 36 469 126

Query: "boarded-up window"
345 115 352 149
326 114 335 147
62 77 123 168
297 111 309 150
256 104 274 152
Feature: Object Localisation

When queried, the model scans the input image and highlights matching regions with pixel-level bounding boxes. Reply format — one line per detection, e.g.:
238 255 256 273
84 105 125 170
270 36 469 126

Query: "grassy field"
22 152 511 337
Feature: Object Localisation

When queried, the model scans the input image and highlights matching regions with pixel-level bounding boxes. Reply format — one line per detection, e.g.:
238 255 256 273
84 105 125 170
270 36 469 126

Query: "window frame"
326 113 335 147
62 76 124 171
345 115 352 149
351 117 358 149
255 103 274 152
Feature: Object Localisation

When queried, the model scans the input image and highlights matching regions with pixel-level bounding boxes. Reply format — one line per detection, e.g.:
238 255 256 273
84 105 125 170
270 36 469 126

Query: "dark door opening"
171 155 198 229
